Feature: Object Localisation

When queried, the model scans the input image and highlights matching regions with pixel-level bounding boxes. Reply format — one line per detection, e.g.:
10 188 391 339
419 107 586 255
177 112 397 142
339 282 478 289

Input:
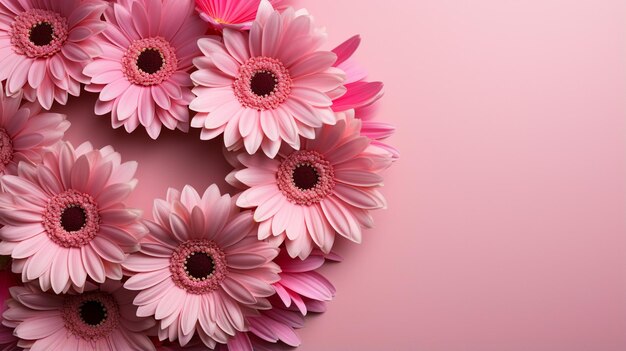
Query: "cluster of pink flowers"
0 0 397 350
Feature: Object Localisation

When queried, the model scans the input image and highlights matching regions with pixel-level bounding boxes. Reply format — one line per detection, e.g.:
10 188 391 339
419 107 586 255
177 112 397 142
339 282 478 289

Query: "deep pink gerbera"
84 0 208 138
123 185 280 348
0 141 145 294
194 0 285 30
3 280 156 350
0 0 107 109
0 90 69 175
331 35 399 159
190 0 346 157
0 270 19 351
272 249 335 315
231 117 391 258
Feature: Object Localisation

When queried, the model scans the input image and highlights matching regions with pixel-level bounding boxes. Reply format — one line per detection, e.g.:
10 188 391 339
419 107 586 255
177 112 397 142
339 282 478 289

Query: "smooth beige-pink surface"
56 0 626 350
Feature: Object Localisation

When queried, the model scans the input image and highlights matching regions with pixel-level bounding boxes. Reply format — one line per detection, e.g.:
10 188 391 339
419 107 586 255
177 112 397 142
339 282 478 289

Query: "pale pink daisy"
123 185 280 348
0 90 69 175
84 0 208 139
232 117 391 258
331 35 398 159
190 0 346 157
0 0 107 109
3 280 156 350
194 0 286 30
0 141 145 294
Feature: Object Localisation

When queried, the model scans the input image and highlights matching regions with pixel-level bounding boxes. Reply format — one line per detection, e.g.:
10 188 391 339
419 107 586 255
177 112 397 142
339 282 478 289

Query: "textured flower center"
185 252 215 280
292 164 320 190
43 189 101 248
136 48 163 74
79 300 107 326
277 150 335 205
250 71 277 96
29 22 54 46
60 206 87 232
170 240 227 294
10 9 68 58
122 37 178 86
234 56 292 110
63 292 120 341
0 128 14 173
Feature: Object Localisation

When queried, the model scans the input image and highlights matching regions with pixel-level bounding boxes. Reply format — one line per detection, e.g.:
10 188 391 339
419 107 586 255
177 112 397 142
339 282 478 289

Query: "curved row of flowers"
0 0 397 350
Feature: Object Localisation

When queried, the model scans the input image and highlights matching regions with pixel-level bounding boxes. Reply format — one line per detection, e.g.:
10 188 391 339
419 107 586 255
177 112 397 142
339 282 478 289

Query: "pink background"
55 0 626 350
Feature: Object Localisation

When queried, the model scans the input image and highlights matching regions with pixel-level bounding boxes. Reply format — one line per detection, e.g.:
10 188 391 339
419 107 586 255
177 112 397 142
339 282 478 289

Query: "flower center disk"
63 292 119 341
123 37 178 86
292 164 320 190
136 48 164 74
234 56 292 110
277 150 335 205
60 206 87 232
29 22 54 46
79 300 107 326
170 240 227 294
250 71 277 96
43 189 101 248
10 9 68 58
185 252 215 280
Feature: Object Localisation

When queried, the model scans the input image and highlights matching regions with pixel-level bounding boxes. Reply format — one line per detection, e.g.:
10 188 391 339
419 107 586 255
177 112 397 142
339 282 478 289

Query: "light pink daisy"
84 0 208 139
3 280 156 350
231 117 391 258
190 0 346 157
0 0 108 109
194 0 286 30
123 185 280 348
0 90 69 175
331 35 399 159
0 141 145 294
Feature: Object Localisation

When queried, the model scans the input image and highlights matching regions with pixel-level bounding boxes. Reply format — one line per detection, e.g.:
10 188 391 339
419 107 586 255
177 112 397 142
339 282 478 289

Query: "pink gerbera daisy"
0 270 19 351
271 249 335 315
3 280 156 350
123 185 280 348
0 0 107 109
214 301 305 351
0 90 69 175
331 35 399 159
231 117 391 258
84 0 208 138
354 104 400 159
214 249 337 350
0 141 145 294
194 0 286 30
190 0 346 157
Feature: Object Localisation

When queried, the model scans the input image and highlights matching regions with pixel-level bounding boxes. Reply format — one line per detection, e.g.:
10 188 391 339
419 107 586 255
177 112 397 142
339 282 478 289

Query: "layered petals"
0 90 69 175
230 117 391 258
123 184 280 348
0 0 108 109
190 1 345 157
84 0 208 138
0 141 144 293
2 280 155 350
